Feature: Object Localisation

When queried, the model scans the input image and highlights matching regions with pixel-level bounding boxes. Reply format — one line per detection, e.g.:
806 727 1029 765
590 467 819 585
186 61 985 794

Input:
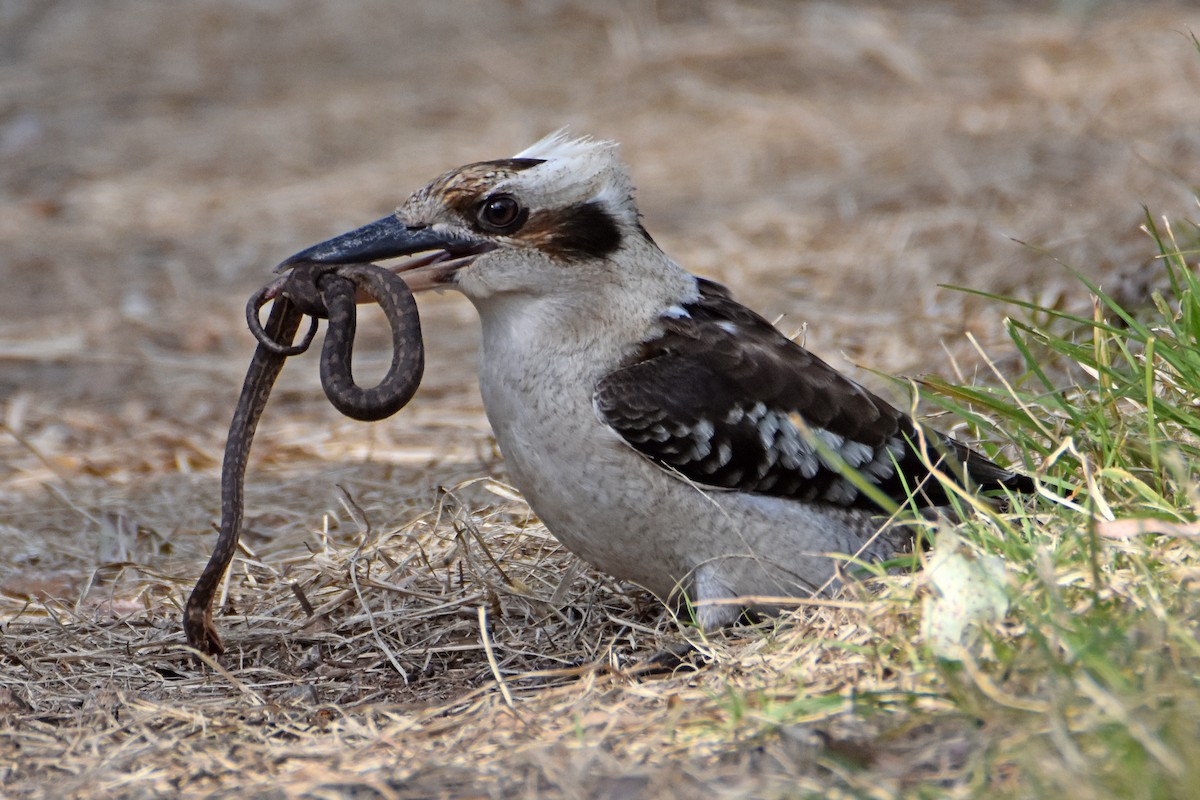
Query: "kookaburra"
280 132 1031 629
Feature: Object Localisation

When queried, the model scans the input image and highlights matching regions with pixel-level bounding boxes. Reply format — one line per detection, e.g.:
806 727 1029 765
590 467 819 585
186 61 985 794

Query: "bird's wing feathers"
594 279 1026 510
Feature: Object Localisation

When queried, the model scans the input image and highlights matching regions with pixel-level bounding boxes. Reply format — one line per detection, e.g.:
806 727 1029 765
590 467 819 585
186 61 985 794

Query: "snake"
183 262 424 658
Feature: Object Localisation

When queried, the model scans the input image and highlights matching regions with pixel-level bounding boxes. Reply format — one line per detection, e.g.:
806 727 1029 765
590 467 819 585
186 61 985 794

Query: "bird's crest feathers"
506 129 636 222
514 128 616 162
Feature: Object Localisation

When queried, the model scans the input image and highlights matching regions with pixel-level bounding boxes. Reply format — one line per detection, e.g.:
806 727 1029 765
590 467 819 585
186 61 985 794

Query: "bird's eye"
476 194 525 233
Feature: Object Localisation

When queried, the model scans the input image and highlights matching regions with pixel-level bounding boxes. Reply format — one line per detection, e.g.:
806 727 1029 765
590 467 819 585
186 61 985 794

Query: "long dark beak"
276 214 487 291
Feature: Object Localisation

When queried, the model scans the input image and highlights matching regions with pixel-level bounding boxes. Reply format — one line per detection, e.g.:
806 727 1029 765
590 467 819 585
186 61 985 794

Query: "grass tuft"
880 205 1200 797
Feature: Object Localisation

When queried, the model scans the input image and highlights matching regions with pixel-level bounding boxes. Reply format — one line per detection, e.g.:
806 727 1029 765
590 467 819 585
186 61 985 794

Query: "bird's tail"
958 446 1036 495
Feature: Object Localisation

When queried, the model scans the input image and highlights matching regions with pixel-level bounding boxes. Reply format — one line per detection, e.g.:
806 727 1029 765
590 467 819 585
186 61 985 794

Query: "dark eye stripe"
523 201 622 260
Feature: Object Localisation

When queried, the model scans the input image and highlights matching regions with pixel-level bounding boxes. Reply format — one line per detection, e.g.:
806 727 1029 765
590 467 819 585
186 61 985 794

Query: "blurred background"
2 0 1200 568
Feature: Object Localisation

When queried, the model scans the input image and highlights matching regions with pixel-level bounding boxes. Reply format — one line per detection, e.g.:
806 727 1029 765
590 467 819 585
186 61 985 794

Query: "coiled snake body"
183 262 423 657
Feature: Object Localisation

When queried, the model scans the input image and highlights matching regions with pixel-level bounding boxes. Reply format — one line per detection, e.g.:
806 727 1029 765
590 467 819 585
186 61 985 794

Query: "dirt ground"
3 1 1200 797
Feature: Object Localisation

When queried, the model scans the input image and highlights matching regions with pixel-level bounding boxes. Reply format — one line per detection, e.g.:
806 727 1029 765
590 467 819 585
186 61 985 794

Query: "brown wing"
594 278 1030 510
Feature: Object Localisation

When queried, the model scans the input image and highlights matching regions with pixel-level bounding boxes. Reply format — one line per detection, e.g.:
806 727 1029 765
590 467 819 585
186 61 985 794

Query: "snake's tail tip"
184 604 227 662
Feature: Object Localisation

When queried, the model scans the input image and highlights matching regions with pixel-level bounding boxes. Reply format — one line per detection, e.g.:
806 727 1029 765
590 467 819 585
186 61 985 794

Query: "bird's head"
278 132 678 310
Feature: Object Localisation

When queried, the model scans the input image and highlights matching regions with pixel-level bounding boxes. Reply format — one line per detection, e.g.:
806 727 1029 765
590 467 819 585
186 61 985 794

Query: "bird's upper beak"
276 214 490 292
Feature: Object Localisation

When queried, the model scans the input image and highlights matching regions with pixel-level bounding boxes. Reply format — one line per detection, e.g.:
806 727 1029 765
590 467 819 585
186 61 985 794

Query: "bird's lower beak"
276 214 489 292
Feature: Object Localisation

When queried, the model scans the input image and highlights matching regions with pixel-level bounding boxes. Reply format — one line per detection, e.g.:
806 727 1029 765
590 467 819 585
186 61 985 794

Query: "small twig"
289 581 315 617
477 605 514 708
338 484 376 557
692 595 873 613
0 421 78 491
182 647 268 706
349 557 409 682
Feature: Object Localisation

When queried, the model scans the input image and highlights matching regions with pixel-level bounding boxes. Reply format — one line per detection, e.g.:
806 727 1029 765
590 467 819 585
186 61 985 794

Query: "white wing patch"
716 321 739 335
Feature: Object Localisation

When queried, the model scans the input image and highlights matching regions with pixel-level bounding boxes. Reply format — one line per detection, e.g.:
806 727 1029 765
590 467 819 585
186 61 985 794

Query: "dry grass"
5 1 1200 797
0 414 938 798
0 458 952 798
